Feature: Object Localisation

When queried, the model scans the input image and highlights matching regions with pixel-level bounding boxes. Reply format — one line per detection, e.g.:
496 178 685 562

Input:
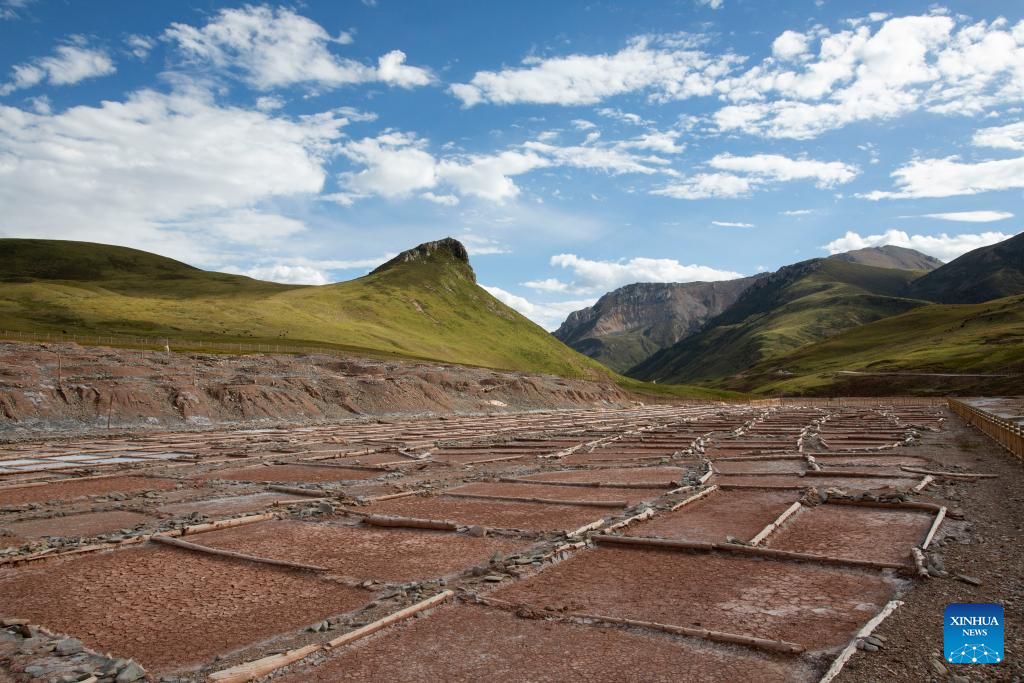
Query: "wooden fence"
948 399 1024 462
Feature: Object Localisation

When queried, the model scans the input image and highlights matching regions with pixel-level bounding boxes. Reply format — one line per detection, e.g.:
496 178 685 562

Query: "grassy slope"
0 239 739 397
628 259 927 384
728 295 1024 394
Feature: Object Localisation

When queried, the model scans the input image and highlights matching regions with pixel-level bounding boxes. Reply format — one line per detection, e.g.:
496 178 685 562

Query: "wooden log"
442 492 626 508
818 600 903 683
803 470 918 480
669 485 718 511
177 512 276 536
604 507 655 532
267 485 327 498
474 596 803 655
566 518 606 537
497 477 667 490
152 534 328 572
364 490 424 502
572 612 805 655
824 498 942 513
900 466 997 479
921 507 946 550
208 644 321 683
749 501 803 546
593 534 909 570
912 475 934 492
326 590 453 649
363 514 458 531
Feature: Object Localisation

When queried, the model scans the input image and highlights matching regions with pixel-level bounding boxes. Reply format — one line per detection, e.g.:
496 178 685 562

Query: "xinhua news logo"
944 603 1004 664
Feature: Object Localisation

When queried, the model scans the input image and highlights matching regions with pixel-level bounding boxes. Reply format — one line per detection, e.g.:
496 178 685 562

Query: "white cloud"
1 43 115 95
546 253 743 294
0 89 353 263
596 108 651 126
781 208 814 216
709 153 859 186
863 154 1024 199
339 131 671 203
450 34 741 107
421 191 459 206
522 278 571 293
164 5 433 91
460 234 510 255
126 34 156 59
227 263 330 285
619 130 685 154
653 152 857 200
697 0 724 9
772 30 810 61
973 121 1024 151
715 16 1024 139
571 119 596 130
255 95 285 111
919 210 1014 222
712 220 754 228
652 172 755 200
822 229 1016 261
481 285 596 331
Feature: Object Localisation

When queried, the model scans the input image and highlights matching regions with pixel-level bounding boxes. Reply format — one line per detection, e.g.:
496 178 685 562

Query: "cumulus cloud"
543 253 743 294
973 121 1024 151
862 155 1024 199
822 229 1017 261
164 5 433 91
652 173 755 200
338 131 673 204
919 210 1014 222
450 34 741 107
126 34 156 59
653 153 858 200
1 42 115 95
696 0 724 9
715 16 1024 139
0 89 353 263
481 285 596 331
772 30 810 60
227 263 331 285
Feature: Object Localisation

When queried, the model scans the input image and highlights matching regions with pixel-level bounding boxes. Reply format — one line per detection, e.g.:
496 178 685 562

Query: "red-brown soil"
194 520 529 581
0 476 179 507
521 466 685 486
712 459 806 474
766 505 933 566
495 546 897 652
0 545 370 673
624 489 799 543
276 604 815 683
364 495 614 532
4 510 154 539
197 464 381 483
158 492 309 516
443 481 660 505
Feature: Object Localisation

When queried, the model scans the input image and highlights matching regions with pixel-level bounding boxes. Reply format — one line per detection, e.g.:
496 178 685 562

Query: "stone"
55 637 84 655
115 660 145 682
467 525 487 537
956 574 983 586
861 642 879 652
863 635 884 648
929 658 948 676
483 574 504 582
318 502 335 514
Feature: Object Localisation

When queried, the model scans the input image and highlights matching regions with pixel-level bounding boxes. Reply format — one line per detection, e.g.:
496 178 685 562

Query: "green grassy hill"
627 258 928 384
729 295 1024 395
0 237 740 399
909 232 1024 303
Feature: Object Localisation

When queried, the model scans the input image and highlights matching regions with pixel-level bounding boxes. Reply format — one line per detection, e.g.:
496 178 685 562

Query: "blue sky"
1 0 1022 328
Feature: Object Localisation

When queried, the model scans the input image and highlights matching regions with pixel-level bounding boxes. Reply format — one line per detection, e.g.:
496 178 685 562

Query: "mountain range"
1 233 1021 397
563 233 1023 395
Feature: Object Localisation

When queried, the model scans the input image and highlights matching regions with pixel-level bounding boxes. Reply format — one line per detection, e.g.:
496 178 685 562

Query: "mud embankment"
0 342 633 436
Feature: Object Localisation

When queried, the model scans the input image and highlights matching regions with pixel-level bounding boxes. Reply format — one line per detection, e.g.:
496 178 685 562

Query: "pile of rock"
0 618 145 682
